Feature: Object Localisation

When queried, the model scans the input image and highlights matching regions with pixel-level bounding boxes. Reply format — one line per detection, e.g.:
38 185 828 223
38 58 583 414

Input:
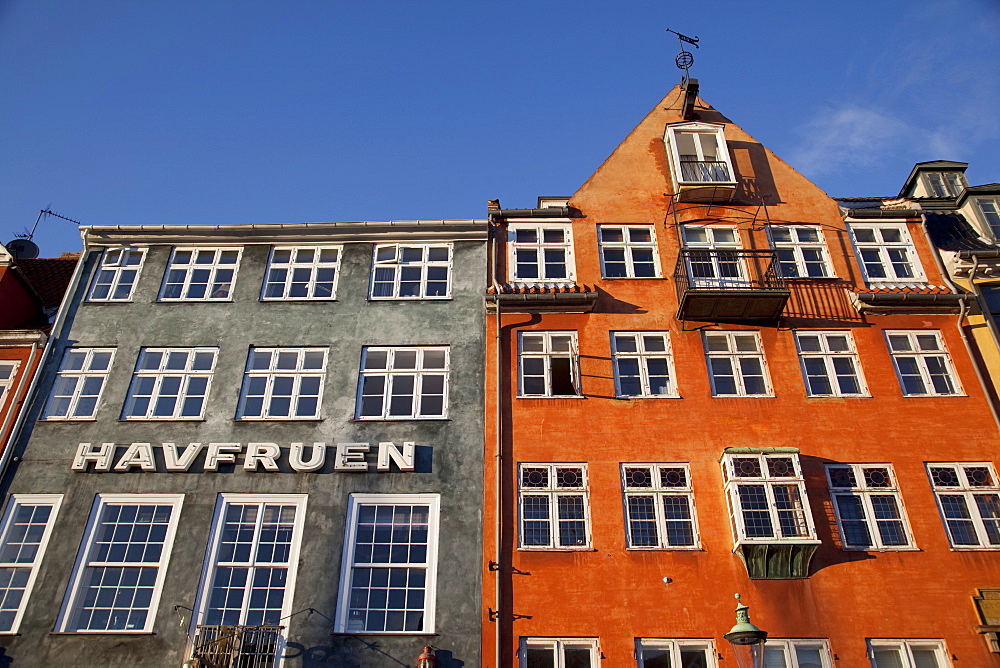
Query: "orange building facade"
483 84 1000 667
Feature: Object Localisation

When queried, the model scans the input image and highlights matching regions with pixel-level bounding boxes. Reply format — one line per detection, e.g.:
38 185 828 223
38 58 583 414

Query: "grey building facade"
0 221 486 667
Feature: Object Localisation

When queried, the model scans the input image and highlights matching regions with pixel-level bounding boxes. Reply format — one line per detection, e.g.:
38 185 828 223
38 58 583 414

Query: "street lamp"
723 593 768 668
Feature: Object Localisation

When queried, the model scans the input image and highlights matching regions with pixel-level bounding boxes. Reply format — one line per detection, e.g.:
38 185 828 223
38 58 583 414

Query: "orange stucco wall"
483 87 1000 666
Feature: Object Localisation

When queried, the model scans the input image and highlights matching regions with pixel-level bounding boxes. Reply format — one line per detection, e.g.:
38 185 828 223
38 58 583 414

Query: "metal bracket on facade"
489 609 533 622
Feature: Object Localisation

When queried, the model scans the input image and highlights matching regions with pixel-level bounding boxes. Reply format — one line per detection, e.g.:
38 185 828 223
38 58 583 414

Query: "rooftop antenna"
666 28 701 120
5 208 83 259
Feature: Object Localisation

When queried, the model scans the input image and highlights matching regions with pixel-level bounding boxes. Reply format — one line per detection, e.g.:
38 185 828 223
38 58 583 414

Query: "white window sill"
616 394 681 400
711 394 775 398
626 546 704 551
260 297 339 302
368 296 453 301
39 417 98 422
517 395 586 399
156 299 235 303
840 546 920 552
235 417 325 421
518 546 595 552
901 393 968 398
120 417 207 422
331 631 439 636
805 394 872 399
353 416 450 422
50 630 156 635
732 538 821 548
949 546 1000 551
601 276 665 281
85 299 136 304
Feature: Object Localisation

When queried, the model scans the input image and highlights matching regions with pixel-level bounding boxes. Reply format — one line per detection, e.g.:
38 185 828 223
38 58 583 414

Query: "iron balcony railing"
679 159 732 183
191 624 284 668
674 249 785 296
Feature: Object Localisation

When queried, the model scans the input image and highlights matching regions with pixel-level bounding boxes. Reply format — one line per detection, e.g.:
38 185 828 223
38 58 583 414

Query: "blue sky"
2 0 998 256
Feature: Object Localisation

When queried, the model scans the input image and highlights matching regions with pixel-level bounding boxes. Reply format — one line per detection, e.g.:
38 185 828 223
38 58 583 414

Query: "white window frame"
507 222 575 283
826 464 915 550
519 637 600 667
519 464 591 550
334 493 440 634
884 330 963 397
923 172 966 197
0 361 20 409
621 464 700 549
0 494 62 634
57 494 183 633
369 243 453 300
611 332 677 398
261 245 342 301
42 348 116 420
927 462 1000 549
158 247 242 301
794 331 868 397
636 639 717 667
355 346 449 420
518 331 581 397
975 197 1000 239
597 225 660 278
122 347 217 420
703 331 772 397
868 639 950 667
681 224 749 289
721 453 819 544
847 222 925 284
192 494 307 635
236 347 327 420
87 247 147 302
768 225 834 279
664 122 736 185
763 639 834 668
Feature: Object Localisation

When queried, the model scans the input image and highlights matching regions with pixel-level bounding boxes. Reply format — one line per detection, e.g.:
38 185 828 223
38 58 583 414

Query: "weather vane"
665 28 699 80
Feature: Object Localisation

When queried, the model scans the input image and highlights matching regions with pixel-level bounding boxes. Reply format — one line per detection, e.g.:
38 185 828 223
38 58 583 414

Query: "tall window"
0 495 62 633
847 223 924 284
196 495 306 628
43 348 115 420
763 640 833 668
237 348 326 419
0 361 19 408
370 244 451 299
519 464 589 549
335 494 439 634
681 225 747 289
826 464 913 550
519 332 580 397
665 123 735 184
262 246 341 300
508 223 574 282
88 248 146 301
622 464 699 549
356 347 449 419
794 332 867 397
159 247 241 301
927 462 1000 549
611 332 676 398
598 225 659 278
884 330 961 396
768 226 832 279
976 198 1000 238
722 453 816 543
923 171 965 197
520 638 599 668
122 348 217 420
703 331 771 397
636 639 716 667
58 494 183 632
869 640 949 668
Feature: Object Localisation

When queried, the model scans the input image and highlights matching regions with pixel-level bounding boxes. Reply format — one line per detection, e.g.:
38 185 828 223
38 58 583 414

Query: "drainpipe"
0 228 90 487
920 221 1000 431
488 213 504 668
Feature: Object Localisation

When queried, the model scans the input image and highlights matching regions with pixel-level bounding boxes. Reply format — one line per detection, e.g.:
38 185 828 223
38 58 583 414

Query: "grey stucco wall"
1 235 486 667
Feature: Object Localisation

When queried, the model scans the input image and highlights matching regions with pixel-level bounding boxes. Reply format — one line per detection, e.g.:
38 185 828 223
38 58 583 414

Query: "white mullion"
858 492 881 548
967 491 992 546
652 489 669 548
548 492 560 548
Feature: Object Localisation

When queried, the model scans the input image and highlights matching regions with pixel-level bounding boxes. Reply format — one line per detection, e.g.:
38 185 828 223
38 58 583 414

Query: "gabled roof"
15 257 78 309
923 211 997 253
899 160 969 197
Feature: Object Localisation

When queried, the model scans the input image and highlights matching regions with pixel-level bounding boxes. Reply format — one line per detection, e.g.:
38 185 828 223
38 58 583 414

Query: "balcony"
675 159 738 203
674 249 789 322
190 624 283 668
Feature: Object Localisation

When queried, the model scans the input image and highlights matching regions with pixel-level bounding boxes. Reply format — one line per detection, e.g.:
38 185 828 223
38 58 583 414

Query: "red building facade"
484 84 1000 667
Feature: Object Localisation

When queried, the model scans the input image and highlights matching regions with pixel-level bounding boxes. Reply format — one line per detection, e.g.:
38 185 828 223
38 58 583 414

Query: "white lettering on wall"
377 441 415 472
113 442 156 472
335 443 370 472
72 442 115 471
71 441 422 474
289 442 326 472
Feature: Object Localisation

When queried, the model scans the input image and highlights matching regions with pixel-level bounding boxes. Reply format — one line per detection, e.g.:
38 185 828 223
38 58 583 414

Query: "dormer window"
924 171 966 197
664 123 736 185
975 197 1000 238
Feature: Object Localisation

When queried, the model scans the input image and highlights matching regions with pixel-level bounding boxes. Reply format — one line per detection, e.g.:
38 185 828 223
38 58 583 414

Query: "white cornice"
82 220 489 246
0 330 48 346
